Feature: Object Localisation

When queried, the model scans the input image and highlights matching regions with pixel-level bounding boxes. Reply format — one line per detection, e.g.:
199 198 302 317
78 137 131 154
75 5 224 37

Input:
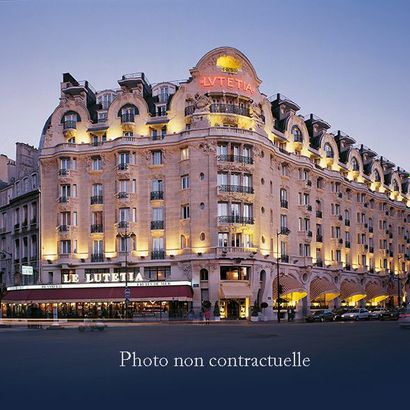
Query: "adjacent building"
2 47 410 319
0 144 40 313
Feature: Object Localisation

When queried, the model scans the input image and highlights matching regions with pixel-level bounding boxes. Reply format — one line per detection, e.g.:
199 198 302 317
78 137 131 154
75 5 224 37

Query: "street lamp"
276 228 290 323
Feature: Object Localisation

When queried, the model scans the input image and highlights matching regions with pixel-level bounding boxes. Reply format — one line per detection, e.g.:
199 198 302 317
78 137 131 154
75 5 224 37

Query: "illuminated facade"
3 47 410 319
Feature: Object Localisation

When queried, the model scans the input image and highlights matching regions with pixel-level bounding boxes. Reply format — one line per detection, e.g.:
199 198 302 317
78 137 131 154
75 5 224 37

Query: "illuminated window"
291 126 303 143
180 147 189 161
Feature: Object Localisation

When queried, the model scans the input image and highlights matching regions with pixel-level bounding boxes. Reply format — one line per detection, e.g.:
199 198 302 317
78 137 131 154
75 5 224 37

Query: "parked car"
369 308 389 320
380 309 400 321
333 308 352 321
398 304 410 329
341 308 370 321
305 310 334 322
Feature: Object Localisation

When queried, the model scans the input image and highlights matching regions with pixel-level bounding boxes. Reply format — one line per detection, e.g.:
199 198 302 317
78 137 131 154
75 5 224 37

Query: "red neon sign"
200 76 254 94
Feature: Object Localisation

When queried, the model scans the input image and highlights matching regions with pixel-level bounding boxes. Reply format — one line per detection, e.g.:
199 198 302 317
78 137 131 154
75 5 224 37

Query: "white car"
398 304 410 329
341 308 370 321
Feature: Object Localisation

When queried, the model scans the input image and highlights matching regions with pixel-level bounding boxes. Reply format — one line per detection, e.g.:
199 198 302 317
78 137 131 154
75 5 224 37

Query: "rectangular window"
181 204 190 219
218 233 228 247
218 202 228 217
152 151 162 165
60 240 71 255
181 175 190 189
180 147 189 161
91 156 102 170
152 207 164 221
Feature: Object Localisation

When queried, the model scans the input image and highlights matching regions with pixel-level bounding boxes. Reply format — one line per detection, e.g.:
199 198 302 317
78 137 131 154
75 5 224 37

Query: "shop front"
218 266 252 320
2 280 193 320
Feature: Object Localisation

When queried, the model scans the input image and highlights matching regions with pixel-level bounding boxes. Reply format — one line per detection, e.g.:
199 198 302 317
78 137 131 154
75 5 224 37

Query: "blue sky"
0 0 409 168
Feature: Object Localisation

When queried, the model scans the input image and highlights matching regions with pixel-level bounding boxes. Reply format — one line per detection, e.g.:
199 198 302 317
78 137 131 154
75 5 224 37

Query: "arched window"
118 104 139 123
61 111 81 130
259 270 266 282
351 157 360 171
180 234 188 249
200 268 208 281
291 126 303 143
316 177 324 189
324 143 334 158
393 180 400 192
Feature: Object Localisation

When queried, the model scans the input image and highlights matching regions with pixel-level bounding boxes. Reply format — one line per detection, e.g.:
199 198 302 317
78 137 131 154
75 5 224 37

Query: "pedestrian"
290 307 295 322
204 309 211 324
287 306 291 322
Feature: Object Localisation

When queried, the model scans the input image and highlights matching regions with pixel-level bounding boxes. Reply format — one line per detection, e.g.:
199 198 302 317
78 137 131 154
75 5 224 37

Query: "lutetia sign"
63 272 144 284
199 76 254 94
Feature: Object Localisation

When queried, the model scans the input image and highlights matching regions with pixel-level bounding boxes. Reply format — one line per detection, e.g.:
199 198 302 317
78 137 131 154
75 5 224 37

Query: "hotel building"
3 47 410 319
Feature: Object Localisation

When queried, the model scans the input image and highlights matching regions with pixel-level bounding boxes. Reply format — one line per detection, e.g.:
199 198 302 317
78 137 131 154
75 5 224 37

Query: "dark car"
333 308 352 321
305 310 334 322
380 309 400 321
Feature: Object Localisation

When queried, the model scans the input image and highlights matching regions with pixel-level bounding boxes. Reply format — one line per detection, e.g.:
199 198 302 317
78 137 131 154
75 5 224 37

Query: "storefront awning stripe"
219 282 252 299
310 277 340 301
273 275 307 301
365 282 388 302
2 285 193 303
340 280 367 301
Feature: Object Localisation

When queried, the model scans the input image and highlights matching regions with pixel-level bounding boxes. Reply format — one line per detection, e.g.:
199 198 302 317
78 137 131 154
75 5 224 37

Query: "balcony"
344 219 350 227
117 163 129 171
117 192 129 199
217 154 253 165
14 223 20 231
118 221 129 229
316 210 323 218
58 169 70 176
151 250 165 260
63 120 77 130
91 224 103 233
280 227 290 235
121 113 135 123
280 200 288 209
58 196 69 203
368 226 374 233
151 220 164 230
58 225 69 232
210 103 250 117
369 247 374 253
90 195 103 205
280 255 289 263
338 238 344 245
91 253 104 263
218 216 254 225
150 191 164 200
307 231 313 237
316 234 323 242
345 241 351 248
306 205 312 212
218 185 254 194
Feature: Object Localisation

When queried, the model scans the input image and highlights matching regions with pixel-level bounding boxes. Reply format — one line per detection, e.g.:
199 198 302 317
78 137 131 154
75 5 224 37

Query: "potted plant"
260 302 269 321
213 302 221 321
250 301 259 322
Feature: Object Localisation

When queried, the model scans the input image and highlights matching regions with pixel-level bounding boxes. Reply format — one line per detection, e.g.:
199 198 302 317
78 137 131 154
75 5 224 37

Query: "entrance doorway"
227 299 240 319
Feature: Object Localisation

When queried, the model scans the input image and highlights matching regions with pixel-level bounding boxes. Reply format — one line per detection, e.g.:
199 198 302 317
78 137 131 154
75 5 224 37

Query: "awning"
220 282 252 299
387 281 399 296
273 275 307 302
2 285 193 303
365 282 388 303
340 280 366 303
310 277 340 302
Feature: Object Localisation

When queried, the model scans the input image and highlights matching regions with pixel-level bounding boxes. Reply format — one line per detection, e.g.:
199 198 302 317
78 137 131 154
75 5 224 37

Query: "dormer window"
119 104 138 123
61 111 80 130
373 169 381 182
159 86 169 103
393 180 400 192
324 143 334 158
292 126 303 143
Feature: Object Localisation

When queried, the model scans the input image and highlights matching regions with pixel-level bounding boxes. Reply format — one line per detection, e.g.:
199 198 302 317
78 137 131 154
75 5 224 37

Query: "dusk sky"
0 0 409 168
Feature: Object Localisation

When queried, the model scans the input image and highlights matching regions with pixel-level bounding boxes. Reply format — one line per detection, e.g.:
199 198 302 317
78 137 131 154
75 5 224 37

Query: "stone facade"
27 47 410 319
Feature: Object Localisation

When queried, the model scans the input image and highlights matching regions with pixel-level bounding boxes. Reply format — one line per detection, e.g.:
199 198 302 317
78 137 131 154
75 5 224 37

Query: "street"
0 321 408 408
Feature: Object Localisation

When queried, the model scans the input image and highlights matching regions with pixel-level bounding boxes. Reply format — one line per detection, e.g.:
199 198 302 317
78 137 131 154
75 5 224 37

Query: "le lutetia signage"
62 271 144 284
